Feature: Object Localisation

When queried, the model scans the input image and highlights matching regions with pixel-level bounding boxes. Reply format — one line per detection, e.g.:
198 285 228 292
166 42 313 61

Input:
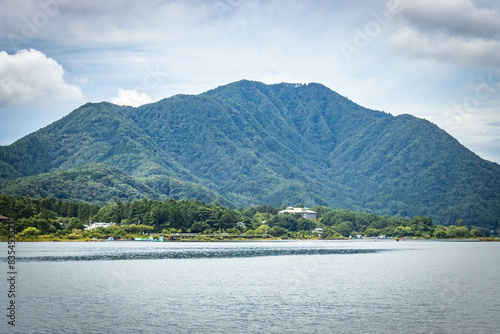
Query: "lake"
1 240 499 333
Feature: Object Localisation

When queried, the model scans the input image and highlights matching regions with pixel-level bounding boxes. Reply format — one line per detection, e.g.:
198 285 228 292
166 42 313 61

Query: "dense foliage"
0 195 492 240
1 80 499 229
0 164 225 205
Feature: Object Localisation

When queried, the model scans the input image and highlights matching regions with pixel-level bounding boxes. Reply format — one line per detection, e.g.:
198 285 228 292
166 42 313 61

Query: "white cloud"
0 49 83 107
110 89 152 107
389 27 500 67
397 0 500 38
390 0 500 68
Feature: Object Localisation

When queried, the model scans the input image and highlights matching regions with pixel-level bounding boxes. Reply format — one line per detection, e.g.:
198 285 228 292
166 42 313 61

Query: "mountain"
1 80 499 229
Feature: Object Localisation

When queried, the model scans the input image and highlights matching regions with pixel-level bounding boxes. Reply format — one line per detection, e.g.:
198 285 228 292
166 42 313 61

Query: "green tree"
255 224 270 234
393 225 412 237
191 221 211 233
433 228 448 239
334 222 352 237
364 228 379 237
446 225 456 237
16 217 51 234
18 227 41 239
297 218 316 232
469 229 483 238
136 224 154 234
321 227 343 239
38 208 57 220
268 226 288 237
67 217 85 230
446 225 470 238
112 199 124 223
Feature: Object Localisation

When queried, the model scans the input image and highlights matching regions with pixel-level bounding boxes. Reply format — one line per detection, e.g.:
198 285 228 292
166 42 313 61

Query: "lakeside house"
278 207 317 220
312 228 323 236
84 222 115 231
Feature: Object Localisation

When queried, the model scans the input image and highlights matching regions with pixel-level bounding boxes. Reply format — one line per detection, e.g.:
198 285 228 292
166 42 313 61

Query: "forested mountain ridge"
0 164 225 206
1 80 499 229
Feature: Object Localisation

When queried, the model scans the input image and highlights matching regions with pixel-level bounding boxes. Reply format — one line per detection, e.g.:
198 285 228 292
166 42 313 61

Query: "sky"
0 0 499 163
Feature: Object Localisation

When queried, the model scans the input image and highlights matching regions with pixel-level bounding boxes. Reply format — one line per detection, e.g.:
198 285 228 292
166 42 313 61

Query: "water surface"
1 240 498 333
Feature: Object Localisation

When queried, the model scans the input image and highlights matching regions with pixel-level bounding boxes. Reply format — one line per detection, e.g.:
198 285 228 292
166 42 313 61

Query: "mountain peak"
0 81 499 229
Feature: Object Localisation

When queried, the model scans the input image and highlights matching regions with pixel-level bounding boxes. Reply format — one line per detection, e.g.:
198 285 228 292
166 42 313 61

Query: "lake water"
1 240 499 333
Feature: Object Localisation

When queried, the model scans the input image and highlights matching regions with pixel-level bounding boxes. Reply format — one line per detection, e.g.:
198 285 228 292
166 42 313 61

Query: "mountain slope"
0 102 201 180
0 164 226 205
0 80 499 228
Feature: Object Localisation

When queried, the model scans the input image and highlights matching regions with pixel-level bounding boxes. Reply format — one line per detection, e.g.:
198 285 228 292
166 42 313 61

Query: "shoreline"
1 237 498 243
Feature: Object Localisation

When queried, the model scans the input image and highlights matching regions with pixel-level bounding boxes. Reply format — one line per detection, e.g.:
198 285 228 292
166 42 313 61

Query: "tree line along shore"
0 195 496 242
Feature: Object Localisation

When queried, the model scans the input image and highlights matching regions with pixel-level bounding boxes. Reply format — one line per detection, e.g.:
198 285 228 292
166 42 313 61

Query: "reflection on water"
8 246 391 262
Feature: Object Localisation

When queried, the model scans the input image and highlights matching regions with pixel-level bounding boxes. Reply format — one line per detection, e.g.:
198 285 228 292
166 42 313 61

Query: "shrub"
18 227 41 239
470 229 484 238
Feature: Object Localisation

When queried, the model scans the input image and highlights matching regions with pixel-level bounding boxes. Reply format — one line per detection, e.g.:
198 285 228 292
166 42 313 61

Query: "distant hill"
1 80 499 229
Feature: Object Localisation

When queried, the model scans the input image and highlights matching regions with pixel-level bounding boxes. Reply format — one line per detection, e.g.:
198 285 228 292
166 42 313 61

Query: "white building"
84 222 115 231
278 207 317 220
312 228 323 235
